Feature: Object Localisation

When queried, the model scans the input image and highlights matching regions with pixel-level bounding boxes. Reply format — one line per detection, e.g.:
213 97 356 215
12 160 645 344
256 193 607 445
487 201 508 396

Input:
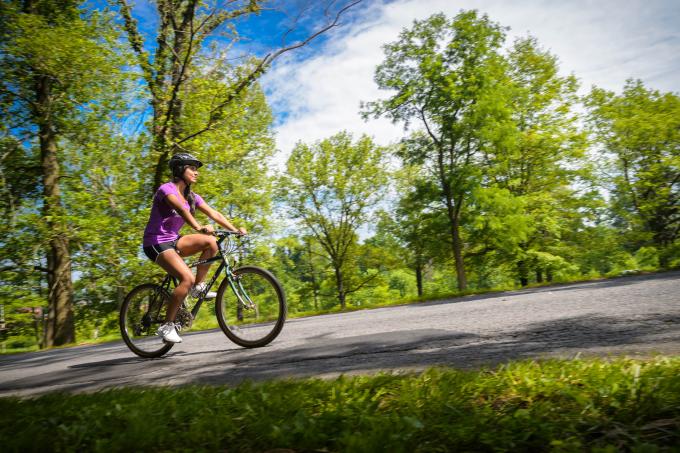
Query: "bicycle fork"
229 274 255 310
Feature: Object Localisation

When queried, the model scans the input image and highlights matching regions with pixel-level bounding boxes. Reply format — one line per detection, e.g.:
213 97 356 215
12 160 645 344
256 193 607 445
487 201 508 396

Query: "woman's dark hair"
184 183 196 213
172 170 196 213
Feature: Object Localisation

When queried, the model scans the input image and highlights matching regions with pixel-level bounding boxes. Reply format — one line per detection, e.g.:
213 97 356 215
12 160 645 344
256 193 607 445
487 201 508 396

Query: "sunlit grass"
1 357 678 452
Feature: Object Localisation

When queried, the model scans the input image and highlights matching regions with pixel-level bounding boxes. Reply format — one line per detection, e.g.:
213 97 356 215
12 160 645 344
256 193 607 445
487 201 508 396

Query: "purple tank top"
143 182 204 247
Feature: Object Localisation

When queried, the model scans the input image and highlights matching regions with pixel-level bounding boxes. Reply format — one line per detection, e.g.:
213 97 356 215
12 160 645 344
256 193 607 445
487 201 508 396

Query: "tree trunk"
151 134 169 192
536 269 543 283
415 262 423 297
150 33 171 193
438 152 467 291
450 213 467 291
334 265 346 309
443 195 467 289
116 284 125 307
37 75 75 347
546 269 553 282
443 191 467 291
151 5 194 193
517 260 529 287
306 240 319 310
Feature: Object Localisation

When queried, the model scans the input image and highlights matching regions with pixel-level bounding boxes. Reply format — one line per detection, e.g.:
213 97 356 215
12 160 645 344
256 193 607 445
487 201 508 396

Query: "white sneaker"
156 322 182 343
190 282 216 300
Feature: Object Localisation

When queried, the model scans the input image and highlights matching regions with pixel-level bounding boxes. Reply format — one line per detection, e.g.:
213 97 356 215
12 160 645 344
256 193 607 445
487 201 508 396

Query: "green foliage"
363 11 596 290
179 55 276 236
481 36 589 286
635 246 660 270
586 80 680 259
0 0 135 347
1 357 679 451
264 235 334 313
272 12 677 309
375 163 450 297
364 10 511 291
1 3 129 129
279 132 388 308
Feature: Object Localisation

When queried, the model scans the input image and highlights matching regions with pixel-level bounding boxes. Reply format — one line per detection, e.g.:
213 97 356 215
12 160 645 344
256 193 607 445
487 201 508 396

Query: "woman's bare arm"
165 194 205 232
197 203 247 234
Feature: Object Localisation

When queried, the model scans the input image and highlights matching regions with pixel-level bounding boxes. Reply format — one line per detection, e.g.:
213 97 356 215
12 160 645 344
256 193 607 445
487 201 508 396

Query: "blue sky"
119 0 680 165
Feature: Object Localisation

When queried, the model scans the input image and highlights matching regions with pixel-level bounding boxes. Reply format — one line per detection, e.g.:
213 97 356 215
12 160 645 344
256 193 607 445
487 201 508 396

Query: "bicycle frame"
157 231 249 320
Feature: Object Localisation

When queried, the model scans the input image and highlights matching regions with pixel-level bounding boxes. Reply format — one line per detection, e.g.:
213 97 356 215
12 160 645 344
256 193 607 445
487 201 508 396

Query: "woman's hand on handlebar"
198 224 215 235
211 228 246 237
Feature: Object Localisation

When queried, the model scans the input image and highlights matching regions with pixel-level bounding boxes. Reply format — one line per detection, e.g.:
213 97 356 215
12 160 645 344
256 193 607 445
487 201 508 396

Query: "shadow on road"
0 353 169 393
69 357 151 368
0 342 124 371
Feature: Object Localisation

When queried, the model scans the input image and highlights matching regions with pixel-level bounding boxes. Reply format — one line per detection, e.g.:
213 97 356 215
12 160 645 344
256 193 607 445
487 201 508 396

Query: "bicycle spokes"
215 266 286 348
120 284 174 358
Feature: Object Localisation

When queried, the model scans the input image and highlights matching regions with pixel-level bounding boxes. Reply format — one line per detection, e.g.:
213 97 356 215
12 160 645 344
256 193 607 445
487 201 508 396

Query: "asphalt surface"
1 271 679 397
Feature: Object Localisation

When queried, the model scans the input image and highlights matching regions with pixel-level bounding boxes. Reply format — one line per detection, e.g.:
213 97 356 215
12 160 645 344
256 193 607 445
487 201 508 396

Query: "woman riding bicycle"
142 153 247 344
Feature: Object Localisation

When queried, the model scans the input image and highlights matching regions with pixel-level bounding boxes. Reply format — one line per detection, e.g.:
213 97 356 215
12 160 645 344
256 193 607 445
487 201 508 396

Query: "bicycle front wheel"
215 265 287 348
120 283 174 358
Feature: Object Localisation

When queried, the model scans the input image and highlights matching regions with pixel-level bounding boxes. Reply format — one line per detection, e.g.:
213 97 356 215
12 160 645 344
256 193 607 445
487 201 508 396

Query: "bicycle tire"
215 265 287 348
120 283 174 358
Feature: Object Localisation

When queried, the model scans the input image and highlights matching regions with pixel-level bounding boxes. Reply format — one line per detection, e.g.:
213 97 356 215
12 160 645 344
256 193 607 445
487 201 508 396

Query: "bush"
635 246 660 270
1 335 38 352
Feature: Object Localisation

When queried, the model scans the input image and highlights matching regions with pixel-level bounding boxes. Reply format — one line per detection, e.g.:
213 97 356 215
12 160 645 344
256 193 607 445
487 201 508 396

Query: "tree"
269 235 330 312
375 164 448 296
0 0 129 346
177 53 277 234
476 37 588 286
586 80 680 265
280 132 388 309
363 11 510 291
115 0 363 194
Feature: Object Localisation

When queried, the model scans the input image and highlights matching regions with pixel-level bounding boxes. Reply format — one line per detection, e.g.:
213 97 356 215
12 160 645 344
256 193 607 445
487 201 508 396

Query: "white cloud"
262 0 680 168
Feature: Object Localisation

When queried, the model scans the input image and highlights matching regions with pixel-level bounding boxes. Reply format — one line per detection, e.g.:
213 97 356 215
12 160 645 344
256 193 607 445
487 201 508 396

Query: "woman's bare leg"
177 234 218 284
155 250 194 322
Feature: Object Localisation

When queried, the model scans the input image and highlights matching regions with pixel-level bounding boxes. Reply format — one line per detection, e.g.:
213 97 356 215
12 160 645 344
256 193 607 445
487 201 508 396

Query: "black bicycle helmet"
168 153 203 178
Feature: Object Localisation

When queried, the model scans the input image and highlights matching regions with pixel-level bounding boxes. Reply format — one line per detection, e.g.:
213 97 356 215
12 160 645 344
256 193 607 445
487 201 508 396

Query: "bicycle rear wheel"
120 283 174 358
215 265 287 348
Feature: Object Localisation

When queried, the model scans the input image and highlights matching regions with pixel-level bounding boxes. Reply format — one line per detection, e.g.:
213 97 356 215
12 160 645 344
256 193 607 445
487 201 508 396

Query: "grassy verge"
1 357 679 452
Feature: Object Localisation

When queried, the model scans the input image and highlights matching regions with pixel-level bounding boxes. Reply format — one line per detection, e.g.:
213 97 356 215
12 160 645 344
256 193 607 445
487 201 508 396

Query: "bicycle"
119 230 287 358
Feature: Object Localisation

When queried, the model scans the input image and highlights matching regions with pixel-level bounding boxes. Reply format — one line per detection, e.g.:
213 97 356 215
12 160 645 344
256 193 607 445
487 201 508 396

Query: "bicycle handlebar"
212 229 246 238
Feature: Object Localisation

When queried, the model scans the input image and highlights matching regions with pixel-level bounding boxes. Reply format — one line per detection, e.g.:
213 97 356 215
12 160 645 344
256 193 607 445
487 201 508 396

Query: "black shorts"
143 237 181 263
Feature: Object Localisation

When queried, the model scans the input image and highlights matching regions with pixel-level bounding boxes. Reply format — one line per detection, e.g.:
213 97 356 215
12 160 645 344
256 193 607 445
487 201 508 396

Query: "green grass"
1 357 679 452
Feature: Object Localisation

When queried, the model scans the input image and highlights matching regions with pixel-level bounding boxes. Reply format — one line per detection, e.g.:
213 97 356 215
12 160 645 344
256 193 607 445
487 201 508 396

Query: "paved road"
1 271 679 397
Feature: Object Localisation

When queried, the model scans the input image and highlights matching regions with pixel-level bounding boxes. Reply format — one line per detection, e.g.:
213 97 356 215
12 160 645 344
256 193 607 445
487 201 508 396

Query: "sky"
121 0 680 166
